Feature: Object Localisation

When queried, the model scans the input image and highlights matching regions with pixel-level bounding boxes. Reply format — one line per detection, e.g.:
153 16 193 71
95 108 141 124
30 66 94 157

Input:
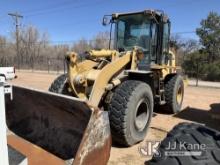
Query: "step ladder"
156 78 166 105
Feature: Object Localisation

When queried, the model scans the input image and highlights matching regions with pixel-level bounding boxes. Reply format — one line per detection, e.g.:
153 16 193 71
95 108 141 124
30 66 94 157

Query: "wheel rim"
176 84 183 105
134 99 149 131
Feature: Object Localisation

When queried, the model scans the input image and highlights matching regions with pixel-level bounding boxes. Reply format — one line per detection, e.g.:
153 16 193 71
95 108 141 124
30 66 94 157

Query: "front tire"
108 80 153 146
49 74 71 95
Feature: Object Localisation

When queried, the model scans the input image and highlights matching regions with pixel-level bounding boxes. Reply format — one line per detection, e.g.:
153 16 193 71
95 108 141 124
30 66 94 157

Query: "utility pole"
196 59 199 87
8 12 23 69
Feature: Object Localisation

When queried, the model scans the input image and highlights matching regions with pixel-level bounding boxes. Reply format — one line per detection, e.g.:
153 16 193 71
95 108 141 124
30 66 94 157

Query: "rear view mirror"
102 15 112 26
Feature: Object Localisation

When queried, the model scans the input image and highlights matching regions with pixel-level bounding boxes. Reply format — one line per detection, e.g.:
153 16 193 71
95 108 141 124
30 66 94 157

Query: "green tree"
182 51 207 78
205 63 220 81
196 11 220 62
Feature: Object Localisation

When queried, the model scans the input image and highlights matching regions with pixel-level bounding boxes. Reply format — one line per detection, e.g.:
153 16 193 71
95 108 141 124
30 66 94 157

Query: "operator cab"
103 10 171 70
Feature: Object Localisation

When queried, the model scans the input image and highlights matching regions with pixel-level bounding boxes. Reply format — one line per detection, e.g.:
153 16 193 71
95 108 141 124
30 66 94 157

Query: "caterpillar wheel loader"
49 10 184 146
5 9 184 164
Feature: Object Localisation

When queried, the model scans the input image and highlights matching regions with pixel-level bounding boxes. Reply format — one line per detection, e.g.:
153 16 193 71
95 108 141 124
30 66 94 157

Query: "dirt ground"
10 71 220 165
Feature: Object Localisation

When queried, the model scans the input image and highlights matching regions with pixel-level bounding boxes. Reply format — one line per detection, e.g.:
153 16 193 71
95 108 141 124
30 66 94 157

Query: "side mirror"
102 15 112 26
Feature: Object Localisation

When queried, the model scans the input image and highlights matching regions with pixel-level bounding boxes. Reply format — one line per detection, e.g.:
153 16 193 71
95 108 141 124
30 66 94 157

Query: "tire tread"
49 74 70 95
149 123 220 165
108 80 153 146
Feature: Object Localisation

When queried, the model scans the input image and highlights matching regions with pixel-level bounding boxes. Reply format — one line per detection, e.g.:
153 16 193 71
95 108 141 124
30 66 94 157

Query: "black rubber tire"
149 123 220 165
49 74 71 95
108 80 153 146
164 75 184 114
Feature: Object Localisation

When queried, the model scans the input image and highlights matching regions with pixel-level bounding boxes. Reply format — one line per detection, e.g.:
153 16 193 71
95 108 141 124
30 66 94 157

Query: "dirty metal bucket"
5 86 111 165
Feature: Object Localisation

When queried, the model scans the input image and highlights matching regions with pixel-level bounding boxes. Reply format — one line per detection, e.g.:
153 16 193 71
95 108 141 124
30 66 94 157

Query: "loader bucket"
5 86 111 165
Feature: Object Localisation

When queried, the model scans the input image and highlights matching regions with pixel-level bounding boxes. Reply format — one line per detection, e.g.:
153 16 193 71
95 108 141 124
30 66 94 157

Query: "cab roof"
112 9 169 23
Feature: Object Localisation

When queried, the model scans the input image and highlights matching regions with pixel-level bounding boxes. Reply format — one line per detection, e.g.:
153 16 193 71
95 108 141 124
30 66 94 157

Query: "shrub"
205 61 220 81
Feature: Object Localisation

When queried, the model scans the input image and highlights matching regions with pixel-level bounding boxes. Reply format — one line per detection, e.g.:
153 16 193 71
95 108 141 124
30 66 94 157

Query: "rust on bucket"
5 85 111 164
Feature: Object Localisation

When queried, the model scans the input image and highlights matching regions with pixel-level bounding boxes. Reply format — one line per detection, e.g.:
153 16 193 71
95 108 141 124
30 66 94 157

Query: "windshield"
116 14 151 51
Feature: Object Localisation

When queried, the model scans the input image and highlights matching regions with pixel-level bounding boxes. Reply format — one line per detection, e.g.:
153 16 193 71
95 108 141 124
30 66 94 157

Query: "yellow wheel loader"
49 10 184 145
5 9 184 164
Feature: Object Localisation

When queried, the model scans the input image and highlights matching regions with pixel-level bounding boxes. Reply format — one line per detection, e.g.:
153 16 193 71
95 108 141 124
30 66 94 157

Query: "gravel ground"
9 71 220 165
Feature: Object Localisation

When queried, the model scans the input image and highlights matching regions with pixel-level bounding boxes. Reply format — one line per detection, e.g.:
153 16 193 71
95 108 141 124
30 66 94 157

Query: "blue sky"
0 0 219 43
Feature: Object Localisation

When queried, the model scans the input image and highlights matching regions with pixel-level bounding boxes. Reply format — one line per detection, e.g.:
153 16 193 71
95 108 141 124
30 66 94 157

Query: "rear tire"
164 75 184 114
49 74 71 95
108 80 153 146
